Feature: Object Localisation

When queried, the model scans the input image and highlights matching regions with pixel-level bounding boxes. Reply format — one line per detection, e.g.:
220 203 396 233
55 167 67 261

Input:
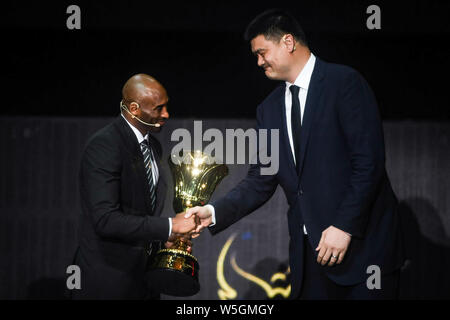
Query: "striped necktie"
140 140 157 212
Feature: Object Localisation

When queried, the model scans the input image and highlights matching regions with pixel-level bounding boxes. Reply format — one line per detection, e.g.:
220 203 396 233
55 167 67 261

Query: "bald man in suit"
71 74 197 299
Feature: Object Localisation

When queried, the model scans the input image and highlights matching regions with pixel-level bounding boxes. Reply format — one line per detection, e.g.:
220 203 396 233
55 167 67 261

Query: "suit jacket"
72 115 170 299
210 58 404 299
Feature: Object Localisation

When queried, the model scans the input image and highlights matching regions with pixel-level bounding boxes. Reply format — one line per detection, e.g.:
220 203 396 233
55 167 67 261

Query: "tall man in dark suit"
186 10 404 299
72 74 197 299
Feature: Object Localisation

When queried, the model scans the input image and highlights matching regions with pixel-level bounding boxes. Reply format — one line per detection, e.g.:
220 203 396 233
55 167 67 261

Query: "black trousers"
298 236 400 300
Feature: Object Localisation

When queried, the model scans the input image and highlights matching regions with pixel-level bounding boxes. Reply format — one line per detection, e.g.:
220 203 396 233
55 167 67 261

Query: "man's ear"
129 102 140 115
282 34 296 52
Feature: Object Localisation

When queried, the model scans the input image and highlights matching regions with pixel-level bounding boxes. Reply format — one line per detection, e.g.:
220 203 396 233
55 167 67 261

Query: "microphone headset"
120 100 160 128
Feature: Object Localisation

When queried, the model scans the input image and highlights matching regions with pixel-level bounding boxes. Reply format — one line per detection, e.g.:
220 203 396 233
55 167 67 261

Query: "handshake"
166 206 214 252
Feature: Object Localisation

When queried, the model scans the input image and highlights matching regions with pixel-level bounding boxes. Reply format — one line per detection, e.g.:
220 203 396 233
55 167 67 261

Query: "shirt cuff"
204 204 216 227
168 217 172 238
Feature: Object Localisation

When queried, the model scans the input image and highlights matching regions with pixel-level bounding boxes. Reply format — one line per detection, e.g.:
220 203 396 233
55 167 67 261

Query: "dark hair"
244 9 308 46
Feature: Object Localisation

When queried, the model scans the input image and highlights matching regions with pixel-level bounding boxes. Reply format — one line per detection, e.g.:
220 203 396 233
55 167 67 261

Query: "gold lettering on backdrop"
216 233 291 300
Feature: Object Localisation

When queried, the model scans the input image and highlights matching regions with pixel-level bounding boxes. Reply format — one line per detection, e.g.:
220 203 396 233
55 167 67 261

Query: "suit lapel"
297 58 325 178
278 86 298 176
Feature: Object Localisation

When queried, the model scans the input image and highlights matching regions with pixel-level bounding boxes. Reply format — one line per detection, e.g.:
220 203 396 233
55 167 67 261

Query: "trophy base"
147 248 200 297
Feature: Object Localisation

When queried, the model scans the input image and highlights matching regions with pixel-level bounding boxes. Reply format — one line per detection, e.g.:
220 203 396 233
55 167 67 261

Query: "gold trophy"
148 150 228 296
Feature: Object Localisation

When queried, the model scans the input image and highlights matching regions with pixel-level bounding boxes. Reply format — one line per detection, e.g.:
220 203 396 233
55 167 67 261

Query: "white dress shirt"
285 53 316 235
285 53 316 164
121 114 172 237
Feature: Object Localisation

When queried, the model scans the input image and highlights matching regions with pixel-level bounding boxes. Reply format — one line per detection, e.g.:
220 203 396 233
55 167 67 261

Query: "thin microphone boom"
120 101 161 127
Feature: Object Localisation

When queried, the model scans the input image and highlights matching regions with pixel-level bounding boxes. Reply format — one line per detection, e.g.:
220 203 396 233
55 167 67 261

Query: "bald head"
120 73 169 134
122 73 166 103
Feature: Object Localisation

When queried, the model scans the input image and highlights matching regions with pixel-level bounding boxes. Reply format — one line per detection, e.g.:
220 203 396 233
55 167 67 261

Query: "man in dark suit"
71 74 197 299
186 10 404 299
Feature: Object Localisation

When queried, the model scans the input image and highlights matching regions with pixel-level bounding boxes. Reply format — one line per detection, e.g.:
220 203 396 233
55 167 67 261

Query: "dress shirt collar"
285 52 316 90
121 113 148 143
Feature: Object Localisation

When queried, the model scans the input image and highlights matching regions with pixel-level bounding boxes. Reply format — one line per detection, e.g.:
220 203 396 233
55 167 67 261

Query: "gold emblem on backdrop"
216 233 291 300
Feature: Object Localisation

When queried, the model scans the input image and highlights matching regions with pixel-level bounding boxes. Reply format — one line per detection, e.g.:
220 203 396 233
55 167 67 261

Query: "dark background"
1 0 450 300
2 0 449 119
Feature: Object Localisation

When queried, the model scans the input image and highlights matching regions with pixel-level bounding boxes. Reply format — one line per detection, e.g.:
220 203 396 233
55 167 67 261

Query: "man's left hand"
316 226 351 266
165 233 192 253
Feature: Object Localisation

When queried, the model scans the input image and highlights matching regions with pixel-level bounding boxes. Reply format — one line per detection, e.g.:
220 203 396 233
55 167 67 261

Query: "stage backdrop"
0 117 449 299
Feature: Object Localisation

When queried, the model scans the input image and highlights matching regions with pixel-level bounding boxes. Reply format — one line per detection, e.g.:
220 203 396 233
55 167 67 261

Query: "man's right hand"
184 206 213 237
171 212 197 235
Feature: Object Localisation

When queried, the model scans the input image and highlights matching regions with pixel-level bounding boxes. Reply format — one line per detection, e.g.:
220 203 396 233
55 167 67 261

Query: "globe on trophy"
147 150 228 296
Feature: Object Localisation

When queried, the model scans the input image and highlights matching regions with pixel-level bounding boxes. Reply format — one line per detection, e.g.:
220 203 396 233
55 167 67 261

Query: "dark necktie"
290 85 302 174
140 140 157 212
